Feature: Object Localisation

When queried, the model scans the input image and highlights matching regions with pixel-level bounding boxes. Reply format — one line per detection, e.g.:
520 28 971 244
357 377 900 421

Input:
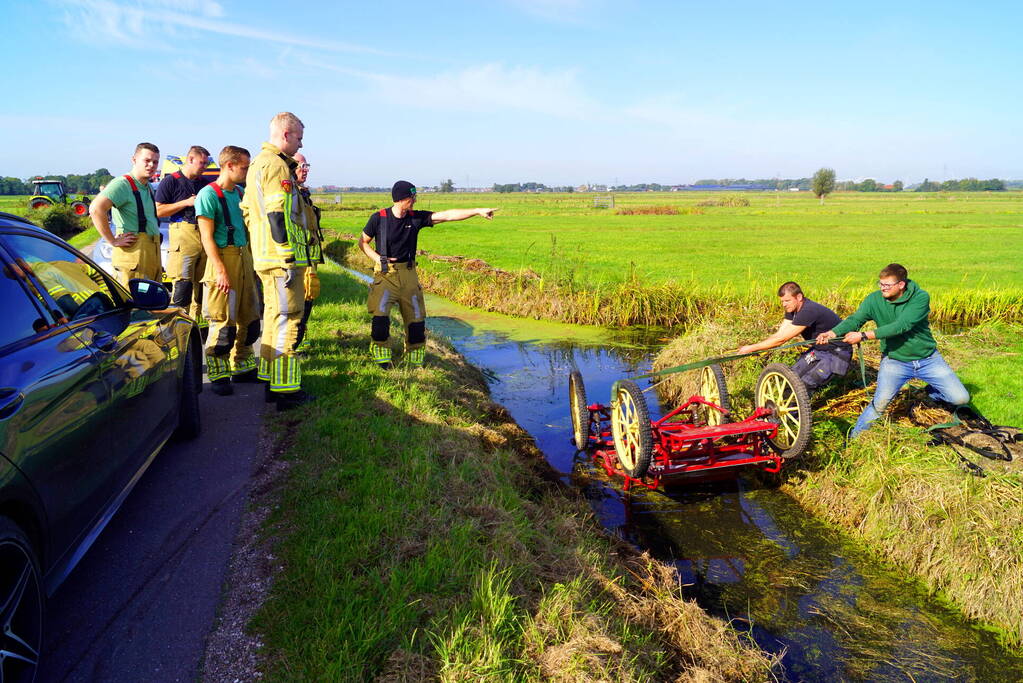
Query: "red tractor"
27 178 91 216
569 363 812 490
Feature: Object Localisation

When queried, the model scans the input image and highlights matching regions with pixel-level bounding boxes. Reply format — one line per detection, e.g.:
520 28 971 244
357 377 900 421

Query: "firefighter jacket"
299 185 324 266
241 142 310 271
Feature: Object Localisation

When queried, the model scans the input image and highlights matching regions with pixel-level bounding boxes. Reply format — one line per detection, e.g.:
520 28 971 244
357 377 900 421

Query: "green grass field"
319 190 1023 324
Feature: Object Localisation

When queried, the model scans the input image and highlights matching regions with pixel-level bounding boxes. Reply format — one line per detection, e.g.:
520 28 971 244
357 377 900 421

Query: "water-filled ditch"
423 293 1023 681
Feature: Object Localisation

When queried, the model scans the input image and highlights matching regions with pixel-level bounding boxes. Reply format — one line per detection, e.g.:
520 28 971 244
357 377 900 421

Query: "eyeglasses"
298 163 310 170
878 281 903 290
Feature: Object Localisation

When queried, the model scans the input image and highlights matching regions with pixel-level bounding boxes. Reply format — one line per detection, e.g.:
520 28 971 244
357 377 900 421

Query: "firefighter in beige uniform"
240 112 316 410
293 152 323 353
359 180 497 368
196 146 260 396
89 142 163 286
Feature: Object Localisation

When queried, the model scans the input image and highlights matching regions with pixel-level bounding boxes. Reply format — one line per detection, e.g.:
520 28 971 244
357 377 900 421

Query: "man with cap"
293 152 323 353
156 145 213 327
359 181 497 368
89 142 162 286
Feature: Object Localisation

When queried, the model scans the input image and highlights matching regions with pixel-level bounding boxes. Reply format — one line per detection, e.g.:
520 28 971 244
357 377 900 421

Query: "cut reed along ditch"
252 262 775 681
654 314 1023 646
324 234 1023 328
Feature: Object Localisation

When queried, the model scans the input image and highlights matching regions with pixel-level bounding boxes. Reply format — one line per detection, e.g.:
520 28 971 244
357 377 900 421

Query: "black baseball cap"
391 180 417 202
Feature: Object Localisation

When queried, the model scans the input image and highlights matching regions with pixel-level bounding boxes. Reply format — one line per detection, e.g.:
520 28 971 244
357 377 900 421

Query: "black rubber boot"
276 389 316 412
232 368 260 383
210 378 234 396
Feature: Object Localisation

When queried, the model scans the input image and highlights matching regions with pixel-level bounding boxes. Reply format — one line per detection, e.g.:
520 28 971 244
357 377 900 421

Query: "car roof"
0 212 51 236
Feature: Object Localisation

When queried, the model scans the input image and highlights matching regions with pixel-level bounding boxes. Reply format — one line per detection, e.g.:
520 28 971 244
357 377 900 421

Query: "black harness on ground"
210 182 244 246
913 405 1020 477
122 174 155 233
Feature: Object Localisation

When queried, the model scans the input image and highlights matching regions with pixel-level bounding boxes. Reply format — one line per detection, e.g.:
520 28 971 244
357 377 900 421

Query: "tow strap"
632 337 868 388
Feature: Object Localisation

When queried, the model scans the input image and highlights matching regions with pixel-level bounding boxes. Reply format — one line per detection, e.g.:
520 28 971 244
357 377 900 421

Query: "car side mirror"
128 278 171 310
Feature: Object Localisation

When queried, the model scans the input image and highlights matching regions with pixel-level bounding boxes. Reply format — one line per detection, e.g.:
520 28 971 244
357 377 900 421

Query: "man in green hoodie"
816 263 969 437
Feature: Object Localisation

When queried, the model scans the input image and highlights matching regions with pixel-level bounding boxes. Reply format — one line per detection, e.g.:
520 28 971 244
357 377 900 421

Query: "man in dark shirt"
155 145 213 324
738 281 852 390
359 180 497 368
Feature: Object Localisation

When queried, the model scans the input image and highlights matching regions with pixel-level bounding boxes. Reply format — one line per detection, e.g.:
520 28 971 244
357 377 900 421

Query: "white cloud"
301 57 599 120
55 0 389 55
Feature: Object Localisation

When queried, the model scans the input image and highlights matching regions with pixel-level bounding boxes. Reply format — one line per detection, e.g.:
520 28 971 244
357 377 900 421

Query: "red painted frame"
580 395 783 491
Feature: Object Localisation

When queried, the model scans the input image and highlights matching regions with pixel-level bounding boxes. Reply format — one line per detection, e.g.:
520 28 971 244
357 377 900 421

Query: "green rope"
633 338 869 388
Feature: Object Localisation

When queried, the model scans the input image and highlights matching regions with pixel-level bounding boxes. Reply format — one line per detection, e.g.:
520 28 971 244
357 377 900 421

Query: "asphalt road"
39 378 266 683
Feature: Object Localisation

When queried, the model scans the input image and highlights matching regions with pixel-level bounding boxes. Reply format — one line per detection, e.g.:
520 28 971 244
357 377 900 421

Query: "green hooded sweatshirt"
831 280 937 361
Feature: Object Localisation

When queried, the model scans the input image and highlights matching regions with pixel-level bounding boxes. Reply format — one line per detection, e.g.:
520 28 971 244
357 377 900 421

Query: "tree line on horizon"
0 169 115 195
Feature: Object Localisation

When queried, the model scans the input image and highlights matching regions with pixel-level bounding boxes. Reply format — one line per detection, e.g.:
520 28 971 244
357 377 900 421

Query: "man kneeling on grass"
196 146 261 396
816 263 970 437
738 281 852 391
359 180 497 369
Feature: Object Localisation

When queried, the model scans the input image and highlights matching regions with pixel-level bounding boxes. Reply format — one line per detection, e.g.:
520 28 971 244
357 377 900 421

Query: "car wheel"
0 516 43 683
174 340 201 440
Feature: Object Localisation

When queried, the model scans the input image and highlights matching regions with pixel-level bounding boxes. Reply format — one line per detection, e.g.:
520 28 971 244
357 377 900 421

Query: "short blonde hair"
270 112 304 134
219 145 250 167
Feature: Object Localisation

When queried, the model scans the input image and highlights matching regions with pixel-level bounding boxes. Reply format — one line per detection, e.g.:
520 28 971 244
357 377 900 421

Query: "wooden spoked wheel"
610 380 653 478
755 363 812 459
697 364 731 426
568 370 590 449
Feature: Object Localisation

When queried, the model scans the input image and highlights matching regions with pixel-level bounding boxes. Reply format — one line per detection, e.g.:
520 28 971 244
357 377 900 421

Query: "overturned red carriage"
569 363 812 490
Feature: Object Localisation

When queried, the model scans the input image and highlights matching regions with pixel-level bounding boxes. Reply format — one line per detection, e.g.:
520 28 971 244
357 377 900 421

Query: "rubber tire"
70 201 88 216
610 379 653 479
28 199 51 210
698 363 731 426
755 362 812 459
568 370 591 449
0 516 43 683
173 340 201 440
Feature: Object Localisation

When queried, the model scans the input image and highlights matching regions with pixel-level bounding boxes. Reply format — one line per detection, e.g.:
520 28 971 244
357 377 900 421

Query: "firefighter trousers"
257 266 306 393
367 263 426 354
111 232 161 287
168 221 207 325
202 246 260 382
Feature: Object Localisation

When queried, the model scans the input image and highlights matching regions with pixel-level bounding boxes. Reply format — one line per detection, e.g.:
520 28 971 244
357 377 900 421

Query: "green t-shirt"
195 184 248 247
99 175 159 236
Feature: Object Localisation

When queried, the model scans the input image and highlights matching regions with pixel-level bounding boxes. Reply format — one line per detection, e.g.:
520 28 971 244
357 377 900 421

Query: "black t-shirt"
363 209 434 263
155 172 212 223
785 298 842 341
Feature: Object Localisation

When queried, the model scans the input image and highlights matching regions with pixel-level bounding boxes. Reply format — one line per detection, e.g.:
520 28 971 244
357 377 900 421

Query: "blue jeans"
851 351 970 437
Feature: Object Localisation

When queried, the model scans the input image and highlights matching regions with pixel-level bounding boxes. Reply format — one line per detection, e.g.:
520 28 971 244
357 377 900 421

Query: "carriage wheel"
755 363 812 459
698 364 730 426
610 380 653 478
568 370 591 449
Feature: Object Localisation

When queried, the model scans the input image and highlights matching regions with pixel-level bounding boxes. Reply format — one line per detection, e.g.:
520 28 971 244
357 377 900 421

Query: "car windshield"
36 183 63 199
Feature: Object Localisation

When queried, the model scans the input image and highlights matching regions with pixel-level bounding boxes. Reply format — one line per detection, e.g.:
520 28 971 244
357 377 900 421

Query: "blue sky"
2 1 1020 186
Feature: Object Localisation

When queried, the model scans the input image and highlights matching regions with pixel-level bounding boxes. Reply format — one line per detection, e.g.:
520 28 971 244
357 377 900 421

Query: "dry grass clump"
696 194 751 208
616 205 691 215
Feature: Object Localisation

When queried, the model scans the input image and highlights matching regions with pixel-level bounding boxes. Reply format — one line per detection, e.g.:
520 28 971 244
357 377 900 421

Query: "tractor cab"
33 179 66 201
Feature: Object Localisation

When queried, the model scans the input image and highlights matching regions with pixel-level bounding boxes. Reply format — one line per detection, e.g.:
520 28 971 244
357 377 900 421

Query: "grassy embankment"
317 190 1023 326
0 196 98 248
253 261 776 680
652 309 1023 646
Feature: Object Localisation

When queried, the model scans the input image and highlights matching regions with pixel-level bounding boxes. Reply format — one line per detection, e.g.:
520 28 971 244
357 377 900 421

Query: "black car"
0 212 202 682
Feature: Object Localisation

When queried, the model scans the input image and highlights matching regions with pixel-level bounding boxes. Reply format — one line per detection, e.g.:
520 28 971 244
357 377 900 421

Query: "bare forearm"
90 204 115 244
359 236 381 264
156 199 192 218
431 207 496 223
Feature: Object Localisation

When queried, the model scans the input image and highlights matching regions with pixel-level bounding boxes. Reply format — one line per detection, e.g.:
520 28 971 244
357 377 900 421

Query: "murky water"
426 296 1023 682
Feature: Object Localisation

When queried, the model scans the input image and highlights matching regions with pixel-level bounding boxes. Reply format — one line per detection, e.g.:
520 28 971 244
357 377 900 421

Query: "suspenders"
122 174 155 233
210 182 244 246
375 209 421 273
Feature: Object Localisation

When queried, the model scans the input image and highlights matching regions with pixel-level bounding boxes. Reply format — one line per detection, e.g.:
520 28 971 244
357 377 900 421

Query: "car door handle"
0 388 25 420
